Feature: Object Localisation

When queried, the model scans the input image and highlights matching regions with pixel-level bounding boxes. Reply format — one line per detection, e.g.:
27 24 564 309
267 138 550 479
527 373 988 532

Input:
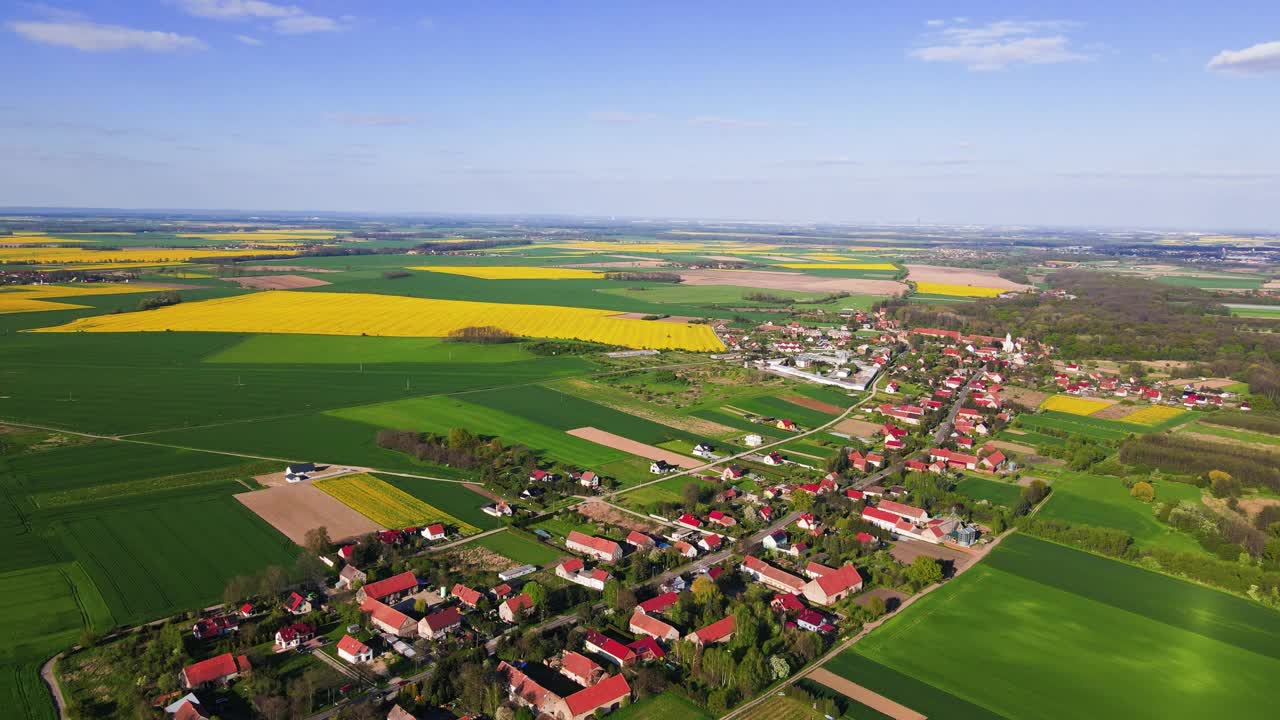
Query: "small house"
337 634 373 664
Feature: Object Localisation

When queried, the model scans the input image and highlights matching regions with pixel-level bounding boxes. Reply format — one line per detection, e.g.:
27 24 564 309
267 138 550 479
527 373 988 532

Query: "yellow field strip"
409 266 605 280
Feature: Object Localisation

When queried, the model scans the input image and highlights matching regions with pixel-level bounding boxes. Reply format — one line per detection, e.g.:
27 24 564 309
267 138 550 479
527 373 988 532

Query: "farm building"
179 653 251 690
355 570 419 605
283 592 311 615
740 555 805 594
421 524 447 541
629 611 680 642
336 564 368 590
191 615 239 640
499 564 538 582
274 622 315 650
560 650 603 686
499 593 534 623
361 598 417 637
584 629 636 666
689 615 735 646
452 583 484 608
419 606 463 639
802 564 864 606
625 530 654 549
565 531 624 563
635 591 679 616
337 634 373 664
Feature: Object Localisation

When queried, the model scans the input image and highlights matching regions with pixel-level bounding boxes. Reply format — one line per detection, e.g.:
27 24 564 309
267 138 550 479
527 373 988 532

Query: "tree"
768 655 791 681
906 556 944 588
1209 470 1242 498
736 648 769 695
682 481 703 509
257 565 288 597
303 526 332 555
864 594 887 617
1130 481 1155 503
691 575 720 602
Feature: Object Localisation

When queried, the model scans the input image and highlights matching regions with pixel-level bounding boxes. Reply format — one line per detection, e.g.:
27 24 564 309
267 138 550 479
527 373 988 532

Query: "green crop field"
1015 411 1148 441
1181 420 1280 447
955 475 1023 507
832 535 1280 720
206 334 544 364
995 429 1065 449
1153 275 1264 290
375 474 502 530
1034 468 1207 554
331 395 629 467
1226 305 1280 319
607 690 712 720
463 384 706 446
730 395 835 428
596 284 825 305
474 529 562 566
690 408 779 436
736 695 827 720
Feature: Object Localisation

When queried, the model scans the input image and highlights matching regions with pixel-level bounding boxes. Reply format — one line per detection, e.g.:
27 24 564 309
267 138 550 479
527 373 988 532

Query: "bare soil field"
700 254 750 262
986 439 1039 456
1091 403 1140 420
563 259 667 268
854 587 909 612
235 484 381 544
238 264 342 273
440 545 516 573
905 264 1032 291
1265 279 1280 290
806 668 926 720
567 427 700 468
578 501 661 533
890 538 979 572
463 483 504 503
1181 431 1276 452
834 418 881 437
226 274 332 289
677 269 906 295
1000 385 1050 407
782 394 844 414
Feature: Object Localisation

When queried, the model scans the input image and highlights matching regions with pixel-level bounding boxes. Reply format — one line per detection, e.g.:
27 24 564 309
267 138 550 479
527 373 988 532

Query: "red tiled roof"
422 606 462 632
182 653 247 686
361 597 412 630
491 583 512 598
174 700 208 720
878 499 927 519
562 650 601 681
360 571 418 601
564 673 631 717
503 593 534 615
626 530 654 546
566 531 623 558
692 615 736 644
742 555 805 591
336 634 369 657
559 557 585 573
813 564 863 596
425 523 445 535
862 506 899 524
637 591 679 615
628 635 666 660
585 629 635 662
677 513 702 527
452 583 483 607
629 611 677 639
806 561 835 577
856 532 876 544
498 661 553 711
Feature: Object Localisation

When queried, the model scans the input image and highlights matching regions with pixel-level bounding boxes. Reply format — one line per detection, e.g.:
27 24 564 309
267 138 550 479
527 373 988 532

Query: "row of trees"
1119 433 1280 492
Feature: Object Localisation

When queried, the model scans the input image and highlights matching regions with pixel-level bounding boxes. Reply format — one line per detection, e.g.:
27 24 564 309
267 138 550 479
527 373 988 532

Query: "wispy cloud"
590 110 657 125
178 0 341 35
688 115 775 130
911 19 1089 70
1208 41 1280 75
6 19 206 52
325 112 421 127
235 33 262 45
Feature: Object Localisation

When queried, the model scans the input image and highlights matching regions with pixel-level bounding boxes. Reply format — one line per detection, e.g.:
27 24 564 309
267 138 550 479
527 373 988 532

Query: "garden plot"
235 483 382 544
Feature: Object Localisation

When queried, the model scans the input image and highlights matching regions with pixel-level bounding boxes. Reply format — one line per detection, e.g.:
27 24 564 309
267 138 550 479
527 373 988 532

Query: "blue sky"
2 1 1278 229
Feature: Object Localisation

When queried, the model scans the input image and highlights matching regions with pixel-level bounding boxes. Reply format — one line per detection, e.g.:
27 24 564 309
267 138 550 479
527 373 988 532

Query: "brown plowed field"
566 427 700 468
834 418 881 437
806 668 927 720
226 274 331 289
905 264 1032 291
1000 385 1050 407
677 269 906 295
782 394 844 414
235 484 380 544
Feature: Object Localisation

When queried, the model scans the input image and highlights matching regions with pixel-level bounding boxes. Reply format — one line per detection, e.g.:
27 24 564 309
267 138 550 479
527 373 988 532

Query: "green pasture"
730 395 835 428
837 534 1280 720
1226 305 1280 319
1015 411 1146 441
955 475 1023 507
474 529 562 566
1034 468 1207 554
607 690 712 720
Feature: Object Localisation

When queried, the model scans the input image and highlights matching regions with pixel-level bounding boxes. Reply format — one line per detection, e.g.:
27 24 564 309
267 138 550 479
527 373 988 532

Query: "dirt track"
567 427 700 468
235 484 381 544
676 269 906 295
807 668 927 720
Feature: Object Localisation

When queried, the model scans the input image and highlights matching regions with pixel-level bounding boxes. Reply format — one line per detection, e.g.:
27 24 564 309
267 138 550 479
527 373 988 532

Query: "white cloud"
235 33 262 45
178 0 340 35
7 20 206 52
1208 41 1280 75
325 113 421 127
911 19 1090 70
925 19 945 28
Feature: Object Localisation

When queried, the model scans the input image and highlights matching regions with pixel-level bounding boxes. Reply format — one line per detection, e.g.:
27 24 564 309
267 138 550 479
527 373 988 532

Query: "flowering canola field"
914 282 1006 298
1040 395 1114 416
0 283 165 314
32 290 726 351
0 247 299 266
409 266 604 280
315 473 480 533
777 263 899 271
1120 405 1188 426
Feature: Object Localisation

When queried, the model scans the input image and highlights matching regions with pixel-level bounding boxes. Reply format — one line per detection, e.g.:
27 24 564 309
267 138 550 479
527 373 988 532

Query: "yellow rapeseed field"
915 282 1006 298
0 283 164 314
777 263 899 271
0 247 299 266
315 473 480 533
177 230 339 241
32 291 727 351
1040 395 1114 416
410 266 604 280
1121 405 1187 426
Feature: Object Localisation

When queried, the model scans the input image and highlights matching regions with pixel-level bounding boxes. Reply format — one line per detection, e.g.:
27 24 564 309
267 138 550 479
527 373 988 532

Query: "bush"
137 291 181 311
1130 481 1155 502
446 326 519 344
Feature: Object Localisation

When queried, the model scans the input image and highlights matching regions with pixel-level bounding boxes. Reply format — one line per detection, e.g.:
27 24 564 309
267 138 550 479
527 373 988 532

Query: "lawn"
1033 468 1208 554
607 690 712 720
834 534 1280 720
315 472 481 533
330 395 629 467
614 475 718 512
955 475 1023 507
474 529 563 566
375 474 501 530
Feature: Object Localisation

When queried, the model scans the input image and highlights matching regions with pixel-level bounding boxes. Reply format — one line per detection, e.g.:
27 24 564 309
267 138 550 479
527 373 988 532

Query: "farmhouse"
708 510 737 527
336 564 368 590
676 513 703 530
564 673 631 719
421 524 447 541
361 598 418 637
628 636 666 662
672 540 698 558
877 499 930 522
557 558 611 591
355 571 418 605
740 555 805 594
566 531 624 563
499 593 534 623
419 606 463 639
795 609 836 633
801 564 864 606
689 615 735 646
625 530 655 549
629 611 680 642
721 465 747 481
635 591 679 616
192 615 238 640
283 592 311 615
179 653 251 690
560 650 603 686
584 629 636 667
168 697 208 720
484 501 514 517
337 634 373 664
451 583 484 608
576 471 599 489
762 451 785 466
274 622 315 650
650 460 677 474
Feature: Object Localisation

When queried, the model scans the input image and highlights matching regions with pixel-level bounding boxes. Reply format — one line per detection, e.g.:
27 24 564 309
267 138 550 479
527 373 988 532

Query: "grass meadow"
834 535 1280 720
955 475 1023 507
474 529 562 566
1033 468 1208 554
606 690 712 720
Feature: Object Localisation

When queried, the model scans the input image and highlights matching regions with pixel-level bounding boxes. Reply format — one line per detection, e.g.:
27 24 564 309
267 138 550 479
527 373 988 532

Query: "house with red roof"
721 465 747 481
689 615 735 646
421 524 447 542
274 622 315 650
560 650 603 687
877 499 929 522
698 533 723 552
419 606 463 639
628 636 666 662
625 530 654 549
771 593 804 614
336 634 373 664
355 570 418 605
740 555 805 594
629 611 680 642
802 564 863 606
283 592 311 615
636 591 679 616
676 513 703 530
451 583 483 609
855 531 879 547
564 673 632 720
491 583 513 599
170 697 209 720
566 531 624 563
796 513 820 532
707 510 737 527
796 609 836 633
577 470 599 489
672 540 698 558
499 593 534 623
981 450 1007 470
179 653 251 689
497 661 564 718
192 614 239 640
361 598 417 637
804 561 835 579
776 418 798 431
238 603 254 618
584 629 636 667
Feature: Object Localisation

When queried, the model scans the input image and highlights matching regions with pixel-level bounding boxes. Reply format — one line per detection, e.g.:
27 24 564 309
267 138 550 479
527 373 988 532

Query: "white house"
421 524 447 542
744 434 764 447
336 634 373 664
